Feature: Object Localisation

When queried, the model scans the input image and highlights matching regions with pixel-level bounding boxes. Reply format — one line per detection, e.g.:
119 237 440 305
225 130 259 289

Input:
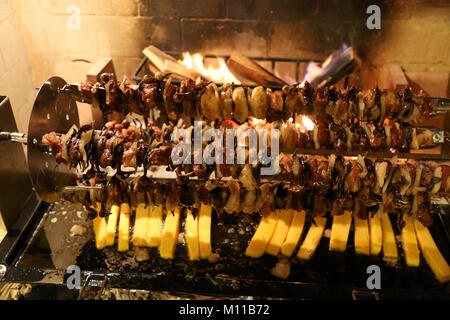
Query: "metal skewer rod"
60 83 450 109
1 123 447 147
412 96 450 104
433 104 450 113
53 173 450 201
0 127 448 160
58 185 103 193
59 82 450 123
0 130 101 147
0 131 28 144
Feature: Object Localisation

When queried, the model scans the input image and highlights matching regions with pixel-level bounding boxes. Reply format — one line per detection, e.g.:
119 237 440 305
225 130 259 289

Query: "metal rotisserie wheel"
27 76 80 202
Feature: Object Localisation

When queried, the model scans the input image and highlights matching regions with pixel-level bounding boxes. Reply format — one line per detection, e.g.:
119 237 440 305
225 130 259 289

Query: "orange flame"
295 115 315 132
302 116 315 131
179 52 240 84
249 116 266 127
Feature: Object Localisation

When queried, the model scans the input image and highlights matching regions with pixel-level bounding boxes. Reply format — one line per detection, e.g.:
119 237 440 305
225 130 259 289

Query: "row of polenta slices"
245 209 450 283
90 202 214 261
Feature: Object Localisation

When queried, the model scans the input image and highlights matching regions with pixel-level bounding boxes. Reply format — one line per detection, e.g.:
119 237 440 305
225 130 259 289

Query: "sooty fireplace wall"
1 0 449 131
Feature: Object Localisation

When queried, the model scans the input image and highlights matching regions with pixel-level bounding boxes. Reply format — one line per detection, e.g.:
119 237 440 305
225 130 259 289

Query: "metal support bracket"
0 265 6 281
351 289 380 300
77 273 108 300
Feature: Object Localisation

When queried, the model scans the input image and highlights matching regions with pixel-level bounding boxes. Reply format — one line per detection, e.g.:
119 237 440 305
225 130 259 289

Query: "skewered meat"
175 78 196 118
122 141 138 168
442 165 450 193
415 192 433 226
41 131 64 163
345 160 362 193
239 164 257 191
163 77 178 120
241 189 257 214
224 180 240 214
65 155 446 230
259 183 273 217
166 184 181 211
46 124 93 169
71 76 441 125
247 86 268 119
232 86 249 123
220 83 234 120
140 74 161 113
201 83 222 121
43 124 448 200
148 145 172 165
266 88 285 121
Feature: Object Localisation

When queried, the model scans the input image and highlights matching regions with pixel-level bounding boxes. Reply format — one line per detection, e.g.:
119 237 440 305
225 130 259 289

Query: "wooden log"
274 62 297 85
309 46 360 88
405 71 449 97
227 52 287 86
86 58 116 83
142 45 204 80
298 62 308 83
387 64 409 91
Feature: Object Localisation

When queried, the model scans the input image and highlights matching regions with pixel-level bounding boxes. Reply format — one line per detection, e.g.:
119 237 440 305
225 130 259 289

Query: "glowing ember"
179 52 240 84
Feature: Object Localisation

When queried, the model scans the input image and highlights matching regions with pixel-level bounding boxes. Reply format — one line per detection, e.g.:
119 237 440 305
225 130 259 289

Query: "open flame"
301 116 315 131
300 43 353 88
302 62 323 84
249 116 266 127
179 52 240 84
295 115 315 132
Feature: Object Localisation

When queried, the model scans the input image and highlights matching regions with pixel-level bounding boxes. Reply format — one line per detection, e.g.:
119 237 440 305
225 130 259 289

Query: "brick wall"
19 0 450 75
3 0 450 129
0 0 35 133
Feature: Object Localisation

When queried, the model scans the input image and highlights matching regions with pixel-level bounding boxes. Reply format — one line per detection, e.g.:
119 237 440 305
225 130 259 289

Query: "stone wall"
17 0 450 82
0 0 35 133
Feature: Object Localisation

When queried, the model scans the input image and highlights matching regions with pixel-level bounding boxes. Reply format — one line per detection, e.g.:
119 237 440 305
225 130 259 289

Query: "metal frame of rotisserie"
0 68 449 299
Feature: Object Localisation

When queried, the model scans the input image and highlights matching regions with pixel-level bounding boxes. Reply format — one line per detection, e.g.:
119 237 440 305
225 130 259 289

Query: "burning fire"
301 116 315 131
249 116 266 127
179 52 240 84
302 62 322 84
296 115 315 132
300 43 353 88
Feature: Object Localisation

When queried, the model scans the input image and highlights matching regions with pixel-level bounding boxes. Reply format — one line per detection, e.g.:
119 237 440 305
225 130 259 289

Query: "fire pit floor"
16 201 450 297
